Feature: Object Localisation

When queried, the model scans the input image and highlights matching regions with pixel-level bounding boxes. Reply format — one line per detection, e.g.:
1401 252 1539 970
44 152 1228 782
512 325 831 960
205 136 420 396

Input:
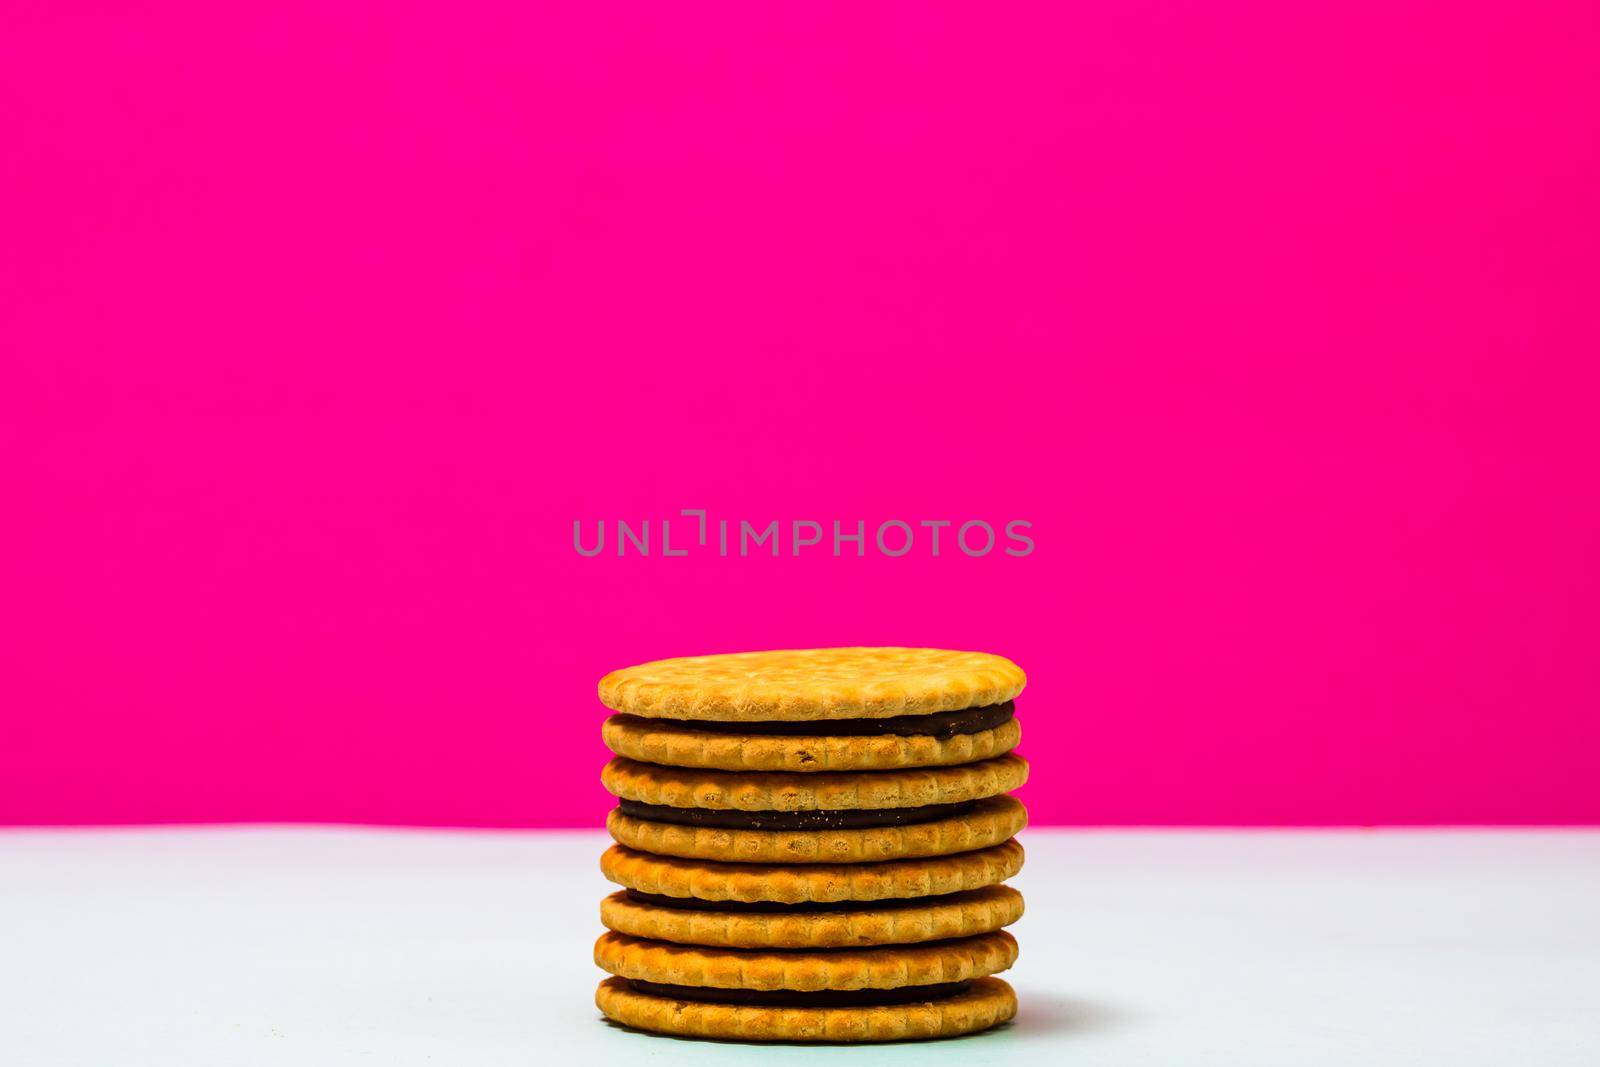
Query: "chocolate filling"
627 979 972 1008
624 888 972 913
616 799 976 831
682 701 1015 738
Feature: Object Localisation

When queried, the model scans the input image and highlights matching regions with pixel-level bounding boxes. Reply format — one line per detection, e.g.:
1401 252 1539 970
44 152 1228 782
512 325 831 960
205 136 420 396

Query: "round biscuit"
595 974 1017 1041
602 713 1022 772
594 929 1018 990
601 754 1029 810
599 839 1025 904
599 885 1024 948
606 794 1027 864
598 647 1025 721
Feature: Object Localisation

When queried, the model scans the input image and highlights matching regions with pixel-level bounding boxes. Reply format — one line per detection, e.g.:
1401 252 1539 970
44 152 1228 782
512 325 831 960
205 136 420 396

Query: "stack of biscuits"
593 648 1028 1042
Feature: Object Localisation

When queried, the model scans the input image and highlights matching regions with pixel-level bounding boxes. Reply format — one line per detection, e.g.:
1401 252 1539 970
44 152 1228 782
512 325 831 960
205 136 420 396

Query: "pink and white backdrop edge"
2 3 1597 827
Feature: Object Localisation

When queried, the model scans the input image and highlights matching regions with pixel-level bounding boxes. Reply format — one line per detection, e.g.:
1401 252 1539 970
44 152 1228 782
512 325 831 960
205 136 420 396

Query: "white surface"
3 828 1598 1065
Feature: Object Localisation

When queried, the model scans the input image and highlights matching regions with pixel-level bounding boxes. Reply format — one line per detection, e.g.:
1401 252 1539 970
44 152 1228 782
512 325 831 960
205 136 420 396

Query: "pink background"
3 4 1597 826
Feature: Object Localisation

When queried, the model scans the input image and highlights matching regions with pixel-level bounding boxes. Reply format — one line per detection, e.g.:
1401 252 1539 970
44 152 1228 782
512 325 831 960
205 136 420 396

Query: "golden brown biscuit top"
598 647 1025 721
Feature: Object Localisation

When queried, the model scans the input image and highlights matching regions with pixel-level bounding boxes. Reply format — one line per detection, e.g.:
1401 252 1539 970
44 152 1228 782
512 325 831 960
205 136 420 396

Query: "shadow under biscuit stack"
592 647 1029 1042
